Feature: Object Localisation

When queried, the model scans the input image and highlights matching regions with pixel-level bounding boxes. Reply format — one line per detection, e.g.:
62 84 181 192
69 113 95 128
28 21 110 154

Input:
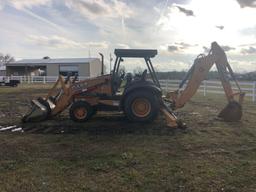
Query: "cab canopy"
114 49 157 58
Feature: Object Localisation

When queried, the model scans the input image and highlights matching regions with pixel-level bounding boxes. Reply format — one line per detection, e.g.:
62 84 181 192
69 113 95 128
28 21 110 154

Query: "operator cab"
112 49 160 95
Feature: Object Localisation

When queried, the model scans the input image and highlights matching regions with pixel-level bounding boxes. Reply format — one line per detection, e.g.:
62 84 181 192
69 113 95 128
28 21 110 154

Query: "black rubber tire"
124 91 159 123
69 101 93 122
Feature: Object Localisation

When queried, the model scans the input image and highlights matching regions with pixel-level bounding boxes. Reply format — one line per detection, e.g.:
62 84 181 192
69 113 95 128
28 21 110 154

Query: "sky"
0 0 256 73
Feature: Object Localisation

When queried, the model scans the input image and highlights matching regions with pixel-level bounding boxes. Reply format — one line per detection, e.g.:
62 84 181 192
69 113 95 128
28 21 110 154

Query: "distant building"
0 65 6 76
6 57 102 77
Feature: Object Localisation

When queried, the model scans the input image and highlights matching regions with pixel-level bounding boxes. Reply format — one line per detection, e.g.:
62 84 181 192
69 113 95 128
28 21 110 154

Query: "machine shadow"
21 113 182 136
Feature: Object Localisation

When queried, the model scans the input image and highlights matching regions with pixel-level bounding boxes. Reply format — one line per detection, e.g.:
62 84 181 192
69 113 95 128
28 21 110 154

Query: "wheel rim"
131 98 151 118
74 107 87 120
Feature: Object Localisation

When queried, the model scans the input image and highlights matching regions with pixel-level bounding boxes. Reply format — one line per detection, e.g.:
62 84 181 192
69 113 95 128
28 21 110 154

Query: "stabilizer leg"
161 108 178 128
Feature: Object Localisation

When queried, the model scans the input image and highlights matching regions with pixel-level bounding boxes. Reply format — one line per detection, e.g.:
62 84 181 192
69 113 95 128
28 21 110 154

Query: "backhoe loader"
22 42 245 128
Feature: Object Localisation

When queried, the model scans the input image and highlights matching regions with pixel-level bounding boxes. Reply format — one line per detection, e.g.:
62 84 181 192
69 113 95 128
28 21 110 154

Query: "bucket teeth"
218 101 242 122
22 97 51 123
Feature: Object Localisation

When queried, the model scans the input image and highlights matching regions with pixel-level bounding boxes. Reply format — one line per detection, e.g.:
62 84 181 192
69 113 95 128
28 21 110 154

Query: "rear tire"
124 91 159 123
69 101 93 122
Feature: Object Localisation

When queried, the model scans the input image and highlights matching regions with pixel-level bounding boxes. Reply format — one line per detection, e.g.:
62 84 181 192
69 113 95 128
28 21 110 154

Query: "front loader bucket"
22 97 52 123
218 101 242 122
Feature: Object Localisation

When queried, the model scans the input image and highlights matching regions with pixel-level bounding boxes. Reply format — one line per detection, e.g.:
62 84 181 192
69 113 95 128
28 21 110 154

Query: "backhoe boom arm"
167 42 245 122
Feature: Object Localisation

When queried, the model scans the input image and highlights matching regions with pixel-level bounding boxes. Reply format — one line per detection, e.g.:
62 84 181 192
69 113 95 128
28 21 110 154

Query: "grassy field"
0 84 256 192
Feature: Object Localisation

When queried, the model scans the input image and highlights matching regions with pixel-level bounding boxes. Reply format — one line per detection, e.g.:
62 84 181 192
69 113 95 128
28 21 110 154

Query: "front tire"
69 101 93 122
124 91 159 123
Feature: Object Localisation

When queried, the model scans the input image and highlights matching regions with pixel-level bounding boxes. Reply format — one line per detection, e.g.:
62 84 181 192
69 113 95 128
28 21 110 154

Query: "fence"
159 79 256 102
3 76 256 102
5 75 90 83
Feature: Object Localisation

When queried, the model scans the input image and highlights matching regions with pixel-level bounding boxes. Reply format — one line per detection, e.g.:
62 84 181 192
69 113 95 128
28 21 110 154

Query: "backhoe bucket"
218 101 242 122
22 97 52 123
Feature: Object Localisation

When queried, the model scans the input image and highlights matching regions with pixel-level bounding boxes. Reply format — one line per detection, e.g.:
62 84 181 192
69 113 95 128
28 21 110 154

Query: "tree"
0 53 15 66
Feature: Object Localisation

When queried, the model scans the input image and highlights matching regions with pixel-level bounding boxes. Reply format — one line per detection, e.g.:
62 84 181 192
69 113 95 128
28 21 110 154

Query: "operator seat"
141 69 147 81
113 71 125 95
125 73 133 89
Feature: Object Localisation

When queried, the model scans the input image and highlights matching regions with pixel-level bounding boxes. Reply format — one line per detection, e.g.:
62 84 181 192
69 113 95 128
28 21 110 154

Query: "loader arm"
22 74 112 123
167 42 245 122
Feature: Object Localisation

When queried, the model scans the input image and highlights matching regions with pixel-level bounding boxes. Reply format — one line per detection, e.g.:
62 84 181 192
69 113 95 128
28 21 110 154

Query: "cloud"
157 4 195 31
168 45 179 52
0 0 256 73
9 0 51 9
0 0 4 10
202 45 235 53
175 5 195 16
155 60 189 71
87 41 108 48
27 35 108 49
221 45 235 52
63 0 134 42
229 59 256 73
22 8 63 32
240 26 256 38
1 0 63 32
116 43 130 49
239 42 256 47
216 25 224 30
166 42 197 53
174 42 197 49
241 46 256 54
64 0 133 19
236 0 256 8
27 35 81 48
65 0 107 18
203 46 210 53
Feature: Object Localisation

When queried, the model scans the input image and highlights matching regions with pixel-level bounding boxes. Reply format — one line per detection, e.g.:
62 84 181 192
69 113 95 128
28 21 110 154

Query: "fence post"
166 79 168 91
43 76 46 84
203 80 207 96
253 81 256 103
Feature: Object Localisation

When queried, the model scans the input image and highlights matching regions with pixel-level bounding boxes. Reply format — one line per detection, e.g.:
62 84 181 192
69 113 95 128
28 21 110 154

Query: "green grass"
0 84 256 191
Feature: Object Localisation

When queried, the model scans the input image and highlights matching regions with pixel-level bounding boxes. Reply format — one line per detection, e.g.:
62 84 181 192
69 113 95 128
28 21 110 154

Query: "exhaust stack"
99 53 104 75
